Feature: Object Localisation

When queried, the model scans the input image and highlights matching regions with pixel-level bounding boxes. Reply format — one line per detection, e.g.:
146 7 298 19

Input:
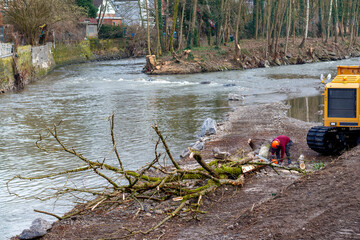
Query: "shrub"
98 25 126 39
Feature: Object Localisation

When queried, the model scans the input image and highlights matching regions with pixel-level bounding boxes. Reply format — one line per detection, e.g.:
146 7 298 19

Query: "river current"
1 57 359 239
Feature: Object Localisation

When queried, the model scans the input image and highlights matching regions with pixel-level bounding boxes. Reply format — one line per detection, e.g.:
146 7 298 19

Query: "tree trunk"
177 0 186 51
215 0 224 48
234 0 243 60
221 0 230 45
326 0 333 42
169 0 180 52
275 1 287 54
164 0 169 51
349 0 359 49
299 0 309 48
265 0 271 58
269 1 280 55
285 0 292 54
145 0 151 55
318 0 324 39
334 0 338 43
154 0 162 56
187 0 197 48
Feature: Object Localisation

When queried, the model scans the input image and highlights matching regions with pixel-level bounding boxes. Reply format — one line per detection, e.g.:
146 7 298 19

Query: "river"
1 57 359 239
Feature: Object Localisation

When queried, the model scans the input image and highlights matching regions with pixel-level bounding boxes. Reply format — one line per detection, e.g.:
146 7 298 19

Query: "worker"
269 135 293 165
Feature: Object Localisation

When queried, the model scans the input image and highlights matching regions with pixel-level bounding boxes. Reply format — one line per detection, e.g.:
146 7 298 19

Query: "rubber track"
307 126 336 154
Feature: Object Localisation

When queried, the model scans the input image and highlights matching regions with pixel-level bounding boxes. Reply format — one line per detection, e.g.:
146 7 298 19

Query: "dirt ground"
23 102 359 240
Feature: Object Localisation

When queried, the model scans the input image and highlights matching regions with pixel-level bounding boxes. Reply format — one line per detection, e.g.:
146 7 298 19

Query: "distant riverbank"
144 37 360 75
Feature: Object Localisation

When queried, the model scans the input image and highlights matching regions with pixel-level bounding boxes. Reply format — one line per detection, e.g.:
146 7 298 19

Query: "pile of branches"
7 115 305 237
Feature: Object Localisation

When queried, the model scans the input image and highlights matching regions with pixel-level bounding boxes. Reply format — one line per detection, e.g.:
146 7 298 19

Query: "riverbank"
0 38 147 94
12 101 357 240
144 37 360 74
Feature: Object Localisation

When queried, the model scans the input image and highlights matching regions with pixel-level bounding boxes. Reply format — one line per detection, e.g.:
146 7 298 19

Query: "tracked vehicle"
307 66 360 155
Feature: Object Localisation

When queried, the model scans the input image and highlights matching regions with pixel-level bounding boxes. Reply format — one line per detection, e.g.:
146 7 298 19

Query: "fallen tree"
7 115 306 238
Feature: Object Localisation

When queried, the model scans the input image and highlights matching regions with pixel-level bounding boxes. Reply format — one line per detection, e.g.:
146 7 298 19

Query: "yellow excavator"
307 66 360 154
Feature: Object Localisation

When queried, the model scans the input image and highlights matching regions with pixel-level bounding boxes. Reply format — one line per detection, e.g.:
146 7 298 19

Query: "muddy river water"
1 57 358 238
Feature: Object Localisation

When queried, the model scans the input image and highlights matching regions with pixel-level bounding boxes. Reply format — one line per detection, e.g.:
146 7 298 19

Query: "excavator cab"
307 66 360 154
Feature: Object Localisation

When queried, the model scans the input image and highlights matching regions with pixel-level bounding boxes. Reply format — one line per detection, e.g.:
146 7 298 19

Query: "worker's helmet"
272 140 280 149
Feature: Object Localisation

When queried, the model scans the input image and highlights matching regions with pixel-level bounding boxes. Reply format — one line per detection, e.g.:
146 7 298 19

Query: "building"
112 0 142 26
80 18 98 38
93 0 123 26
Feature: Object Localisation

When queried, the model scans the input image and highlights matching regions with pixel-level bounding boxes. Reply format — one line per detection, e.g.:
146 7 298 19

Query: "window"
328 88 357 118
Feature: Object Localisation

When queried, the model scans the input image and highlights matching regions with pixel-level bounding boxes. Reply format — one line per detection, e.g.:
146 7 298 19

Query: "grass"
313 162 326 170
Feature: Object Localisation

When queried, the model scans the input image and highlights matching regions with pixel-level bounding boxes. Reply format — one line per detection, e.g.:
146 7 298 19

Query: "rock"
258 144 270 158
154 209 164 215
200 81 211 84
296 56 305 64
192 141 204 151
19 218 52 240
180 148 191 158
227 224 235 230
228 93 244 101
351 52 360 57
330 55 339 61
264 60 270 67
274 58 281 66
212 147 231 159
289 57 297 64
260 60 270 68
223 83 236 87
282 57 290 65
199 118 217 137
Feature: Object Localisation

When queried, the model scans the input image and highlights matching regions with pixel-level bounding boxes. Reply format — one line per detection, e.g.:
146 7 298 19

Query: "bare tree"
1 0 83 45
138 0 144 27
97 0 109 33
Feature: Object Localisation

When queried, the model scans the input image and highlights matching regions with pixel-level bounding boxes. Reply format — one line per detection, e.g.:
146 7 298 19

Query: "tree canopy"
76 0 98 18
1 0 84 46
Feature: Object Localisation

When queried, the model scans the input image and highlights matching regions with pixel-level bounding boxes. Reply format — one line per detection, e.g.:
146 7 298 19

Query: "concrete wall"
0 43 55 93
0 43 13 57
0 56 14 92
32 43 55 71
